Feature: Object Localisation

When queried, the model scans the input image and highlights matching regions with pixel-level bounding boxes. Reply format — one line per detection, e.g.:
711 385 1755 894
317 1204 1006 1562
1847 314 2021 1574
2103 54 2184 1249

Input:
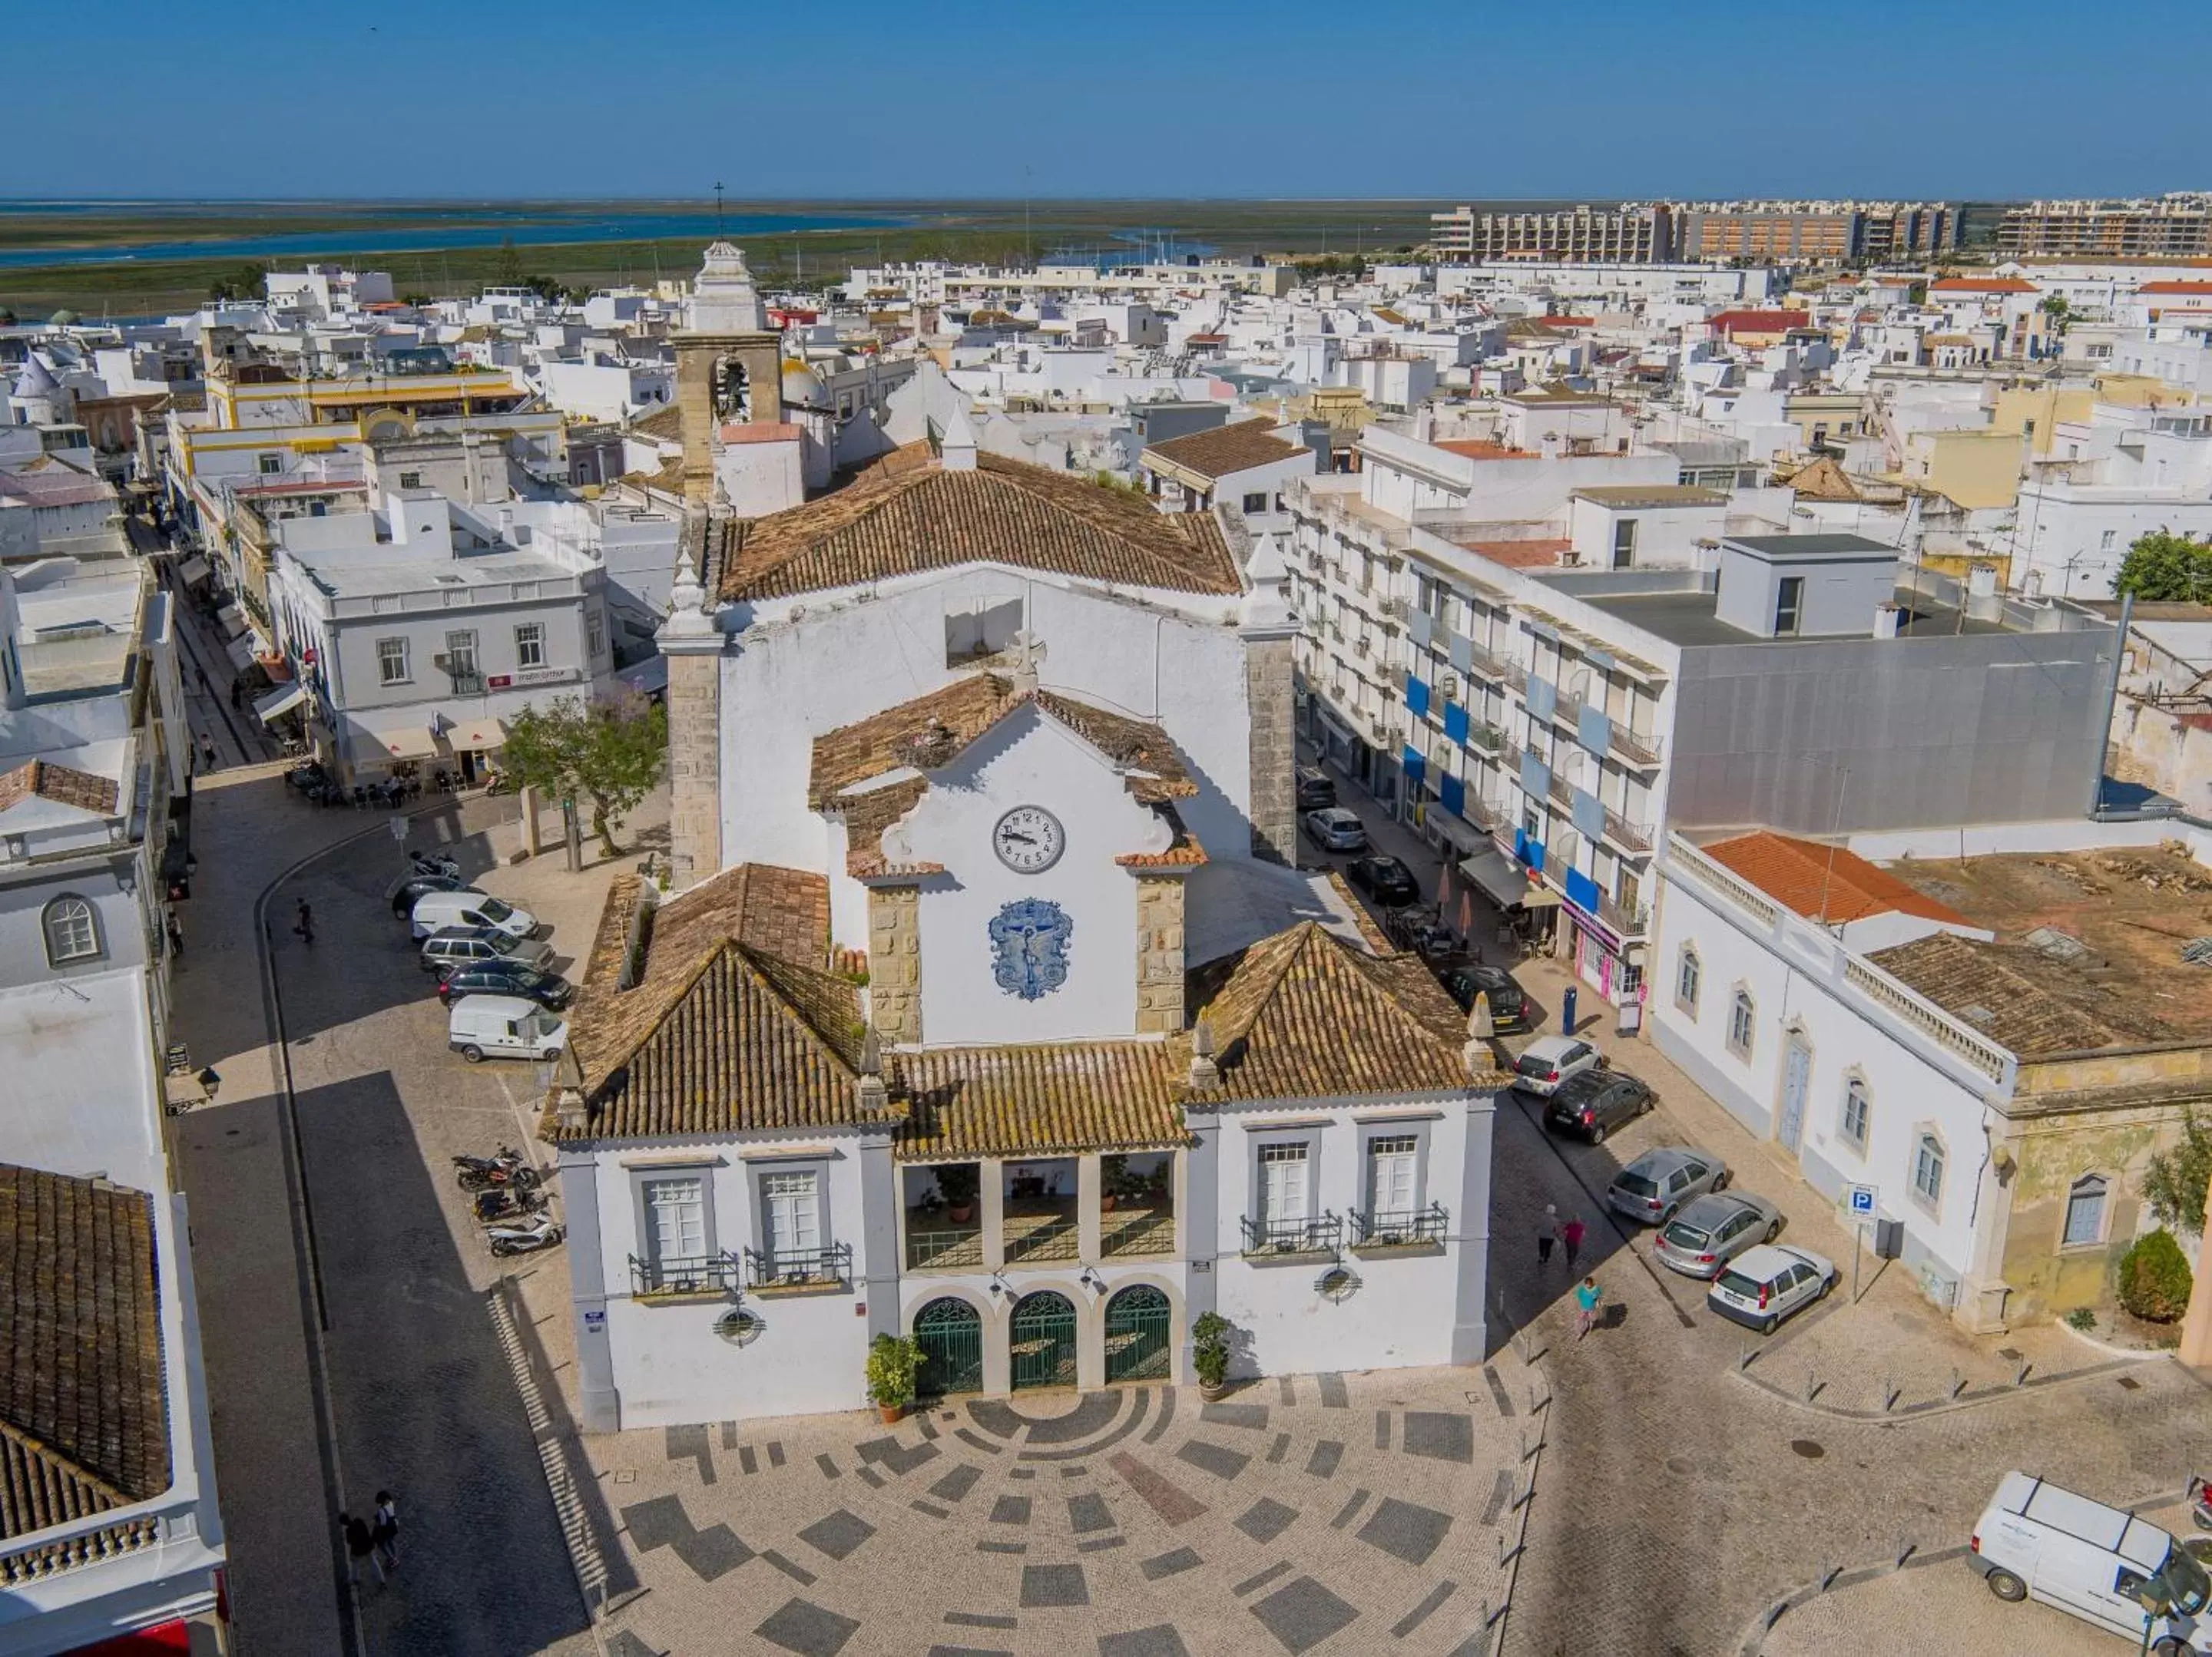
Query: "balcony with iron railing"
1349 1203 1449 1252
1240 1211 1343 1259
1603 804 1655 855
630 1251 739 1299
1005 1196 1081 1264
743 1241 853 1294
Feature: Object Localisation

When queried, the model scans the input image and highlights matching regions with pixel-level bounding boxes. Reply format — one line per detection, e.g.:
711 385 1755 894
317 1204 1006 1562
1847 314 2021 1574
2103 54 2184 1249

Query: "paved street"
1299 749 2212 1657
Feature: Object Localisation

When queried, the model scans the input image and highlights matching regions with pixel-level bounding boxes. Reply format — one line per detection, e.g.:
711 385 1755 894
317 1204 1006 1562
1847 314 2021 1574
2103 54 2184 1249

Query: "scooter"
472 1184 546 1223
411 849 462 881
2190 1474 2212 1531
486 1210 564 1258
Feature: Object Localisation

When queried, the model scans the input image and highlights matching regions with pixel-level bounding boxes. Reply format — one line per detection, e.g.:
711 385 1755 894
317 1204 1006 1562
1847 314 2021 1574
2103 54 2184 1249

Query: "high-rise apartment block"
1428 202 1672 263
1997 194 2212 259
1429 199 1958 263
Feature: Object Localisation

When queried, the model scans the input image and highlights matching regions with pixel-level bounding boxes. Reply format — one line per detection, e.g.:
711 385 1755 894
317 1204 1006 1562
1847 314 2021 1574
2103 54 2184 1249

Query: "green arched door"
913 1297 983 1397
1104 1285 1171 1383
1009 1291 1078 1391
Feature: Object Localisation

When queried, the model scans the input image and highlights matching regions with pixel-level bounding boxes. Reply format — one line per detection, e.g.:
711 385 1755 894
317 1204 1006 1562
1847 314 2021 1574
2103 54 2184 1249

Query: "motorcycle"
411 849 462 881
486 1210 565 1258
472 1184 547 1223
2190 1474 2212 1531
453 1147 538 1192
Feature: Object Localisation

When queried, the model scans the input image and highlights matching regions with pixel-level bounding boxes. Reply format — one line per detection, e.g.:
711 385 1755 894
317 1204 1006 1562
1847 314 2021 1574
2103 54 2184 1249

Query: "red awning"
72 1620 195 1655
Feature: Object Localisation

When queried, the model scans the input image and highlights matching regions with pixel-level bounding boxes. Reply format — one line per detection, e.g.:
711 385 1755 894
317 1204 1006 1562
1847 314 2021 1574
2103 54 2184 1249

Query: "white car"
1706 1243 1836 1334
1511 1034 1604 1097
411 889 538 942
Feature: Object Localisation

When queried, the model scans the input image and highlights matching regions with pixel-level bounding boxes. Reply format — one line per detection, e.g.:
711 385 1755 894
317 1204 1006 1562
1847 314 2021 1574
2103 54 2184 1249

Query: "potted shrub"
937 1164 980 1225
1101 1155 1125 1213
1192 1311 1233 1401
866 1333 923 1424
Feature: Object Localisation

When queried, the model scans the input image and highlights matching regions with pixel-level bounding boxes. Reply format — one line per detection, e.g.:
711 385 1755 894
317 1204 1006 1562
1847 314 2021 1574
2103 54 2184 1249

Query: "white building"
267 487 616 783
542 413 1502 1428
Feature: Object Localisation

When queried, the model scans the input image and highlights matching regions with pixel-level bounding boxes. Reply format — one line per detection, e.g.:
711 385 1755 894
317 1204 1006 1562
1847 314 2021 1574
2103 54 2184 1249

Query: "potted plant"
1101 1155 1125 1212
937 1163 980 1225
866 1333 922 1424
1192 1311 1233 1401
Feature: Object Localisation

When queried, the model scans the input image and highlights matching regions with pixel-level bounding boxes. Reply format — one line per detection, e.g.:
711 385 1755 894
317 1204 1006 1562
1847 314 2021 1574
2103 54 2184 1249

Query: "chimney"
1872 602 1902 640
1187 1018 1221 1090
553 1087 588 1134
1965 562 2004 623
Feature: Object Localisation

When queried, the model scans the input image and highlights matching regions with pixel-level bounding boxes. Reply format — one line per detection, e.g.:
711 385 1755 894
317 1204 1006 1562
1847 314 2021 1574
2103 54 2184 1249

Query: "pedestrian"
339 1511 380 1586
199 734 217 772
1574 1275 1602 1340
1561 1215 1587 1271
194 663 210 695
166 915 184 959
371 1490 399 1576
293 899 314 946
1536 1202 1558 1265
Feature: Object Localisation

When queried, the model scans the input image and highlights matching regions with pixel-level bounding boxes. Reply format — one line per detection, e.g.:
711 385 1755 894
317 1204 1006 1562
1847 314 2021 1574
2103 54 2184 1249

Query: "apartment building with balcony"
1428 203 1673 264
1289 434 2119 1010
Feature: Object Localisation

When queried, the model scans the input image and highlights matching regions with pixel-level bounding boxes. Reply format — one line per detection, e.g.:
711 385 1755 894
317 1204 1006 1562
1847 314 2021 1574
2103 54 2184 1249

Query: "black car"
389 871 472 918
1543 1070 1656 1144
1346 855 1421 907
1439 963 1529 1031
1295 766 1337 812
435 961 575 1010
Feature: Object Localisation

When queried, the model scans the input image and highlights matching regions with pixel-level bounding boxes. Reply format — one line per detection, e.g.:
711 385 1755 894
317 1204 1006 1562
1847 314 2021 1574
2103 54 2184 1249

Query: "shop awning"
1460 846 1535 908
176 556 211 585
223 634 255 672
1522 885 1562 909
352 719 442 762
449 716 506 752
253 682 308 723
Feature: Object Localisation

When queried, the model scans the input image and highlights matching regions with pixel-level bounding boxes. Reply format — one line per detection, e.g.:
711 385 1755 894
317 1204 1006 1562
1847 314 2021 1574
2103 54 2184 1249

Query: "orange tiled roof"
1144 418 1306 481
1930 277 2038 293
1701 831 1972 928
1460 537 1572 568
2139 281 2212 296
1433 440 1538 461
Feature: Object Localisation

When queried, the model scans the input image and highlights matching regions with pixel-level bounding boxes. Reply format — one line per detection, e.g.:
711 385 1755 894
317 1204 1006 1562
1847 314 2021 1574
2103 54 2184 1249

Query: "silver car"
1302 806 1369 853
1605 1146 1727 1225
1707 1243 1837 1333
1651 1191 1780 1278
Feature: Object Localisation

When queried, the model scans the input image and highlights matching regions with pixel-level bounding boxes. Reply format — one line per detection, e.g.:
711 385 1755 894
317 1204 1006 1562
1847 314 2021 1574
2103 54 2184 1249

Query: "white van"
1970 1471 2210 1653
411 889 538 942
448 994 570 1063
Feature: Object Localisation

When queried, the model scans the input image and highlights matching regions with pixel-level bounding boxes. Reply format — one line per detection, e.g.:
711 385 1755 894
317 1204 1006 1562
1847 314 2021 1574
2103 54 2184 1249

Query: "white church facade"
541 246 1505 1430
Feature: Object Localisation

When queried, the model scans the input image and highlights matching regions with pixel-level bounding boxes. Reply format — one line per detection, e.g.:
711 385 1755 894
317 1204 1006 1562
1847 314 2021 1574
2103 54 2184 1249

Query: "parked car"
448 994 570 1063
1302 806 1368 853
1510 1034 1603 1097
388 871 472 918
1969 1472 2210 1652
1651 1191 1782 1278
1439 963 1529 1031
419 926 557 975
1295 766 1337 812
437 961 575 1010
1706 1242 1836 1333
410 889 538 941
1605 1146 1727 1224
1542 1070 1654 1143
1346 855 1421 907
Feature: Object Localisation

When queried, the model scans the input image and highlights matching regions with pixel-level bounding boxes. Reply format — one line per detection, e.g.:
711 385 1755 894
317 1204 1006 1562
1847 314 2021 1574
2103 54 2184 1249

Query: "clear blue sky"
19 0 2211 200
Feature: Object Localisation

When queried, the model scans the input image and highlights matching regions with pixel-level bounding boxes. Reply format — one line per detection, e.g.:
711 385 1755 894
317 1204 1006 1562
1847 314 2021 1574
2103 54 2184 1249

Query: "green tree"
500 691 667 859
2116 1227 2193 1323
2144 1107 2212 1233
2114 529 2212 601
493 236 525 287
207 260 270 302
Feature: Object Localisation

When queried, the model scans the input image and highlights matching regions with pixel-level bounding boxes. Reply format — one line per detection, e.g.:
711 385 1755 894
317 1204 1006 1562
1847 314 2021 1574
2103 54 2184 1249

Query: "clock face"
992 805 1065 874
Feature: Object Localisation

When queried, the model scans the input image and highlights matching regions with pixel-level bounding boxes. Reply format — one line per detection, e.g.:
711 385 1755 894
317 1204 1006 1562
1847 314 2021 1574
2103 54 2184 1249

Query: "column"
1133 877 1186 1034
1077 1153 1103 1262
661 645 722 888
980 1160 1007 1274
857 1133 899 1342
560 1149 622 1432
1178 1113 1220 1385
2178 1158 2212 1370
867 885 923 1043
1450 1091 1498 1366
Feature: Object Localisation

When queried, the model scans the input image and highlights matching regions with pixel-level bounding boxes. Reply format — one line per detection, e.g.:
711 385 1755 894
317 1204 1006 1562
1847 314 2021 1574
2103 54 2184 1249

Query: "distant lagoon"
0 207 900 270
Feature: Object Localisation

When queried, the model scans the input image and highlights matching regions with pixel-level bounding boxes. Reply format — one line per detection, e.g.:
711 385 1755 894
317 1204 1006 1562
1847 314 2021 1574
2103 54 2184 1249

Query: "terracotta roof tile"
1460 537 1572 568
0 759 121 817
1931 277 2038 294
892 1044 1190 1161
1432 440 1538 461
0 1165 170 1546
1142 418 1305 481
1866 931 2168 1056
1703 832 1972 928
714 450 1241 601
1708 309 1816 333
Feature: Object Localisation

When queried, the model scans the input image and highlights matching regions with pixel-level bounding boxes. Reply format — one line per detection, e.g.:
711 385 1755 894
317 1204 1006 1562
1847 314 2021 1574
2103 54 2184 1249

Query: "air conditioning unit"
1439 673 1462 700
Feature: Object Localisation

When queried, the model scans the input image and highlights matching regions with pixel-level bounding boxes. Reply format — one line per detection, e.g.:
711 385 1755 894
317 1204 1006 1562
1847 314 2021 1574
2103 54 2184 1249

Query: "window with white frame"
1912 1133 1945 1209
1366 1134 1419 1217
760 1169 822 1264
1257 1141 1311 1226
376 637 411 684
2061 1174 2108 1248
514 621 545 669
1839 1077 1870 1153
642 1175 707 1273
1727 989 1755 1060
444 629 478 679
42 895 101 965
1676 945 1700 1015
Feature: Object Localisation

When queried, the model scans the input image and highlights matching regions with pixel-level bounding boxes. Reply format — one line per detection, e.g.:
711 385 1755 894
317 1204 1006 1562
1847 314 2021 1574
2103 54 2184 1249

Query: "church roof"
810 673 1199 876
9 355 60 399
710 448 1243 601
0 1164 171 1548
